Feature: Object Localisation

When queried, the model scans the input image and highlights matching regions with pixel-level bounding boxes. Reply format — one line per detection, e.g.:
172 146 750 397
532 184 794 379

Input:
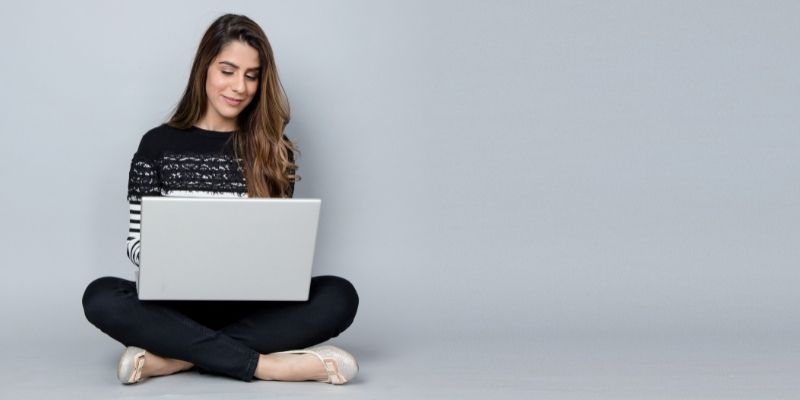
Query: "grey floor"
2 333 798 399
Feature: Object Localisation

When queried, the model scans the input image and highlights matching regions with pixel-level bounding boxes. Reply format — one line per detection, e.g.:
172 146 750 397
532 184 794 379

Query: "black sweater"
126 123 294 267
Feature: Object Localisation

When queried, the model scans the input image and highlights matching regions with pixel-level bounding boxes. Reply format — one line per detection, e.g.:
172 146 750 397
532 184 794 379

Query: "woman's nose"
232 74 246 93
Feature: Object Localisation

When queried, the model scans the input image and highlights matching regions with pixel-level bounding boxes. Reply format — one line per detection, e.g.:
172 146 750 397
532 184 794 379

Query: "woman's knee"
312 275 359 329
82 276 130 326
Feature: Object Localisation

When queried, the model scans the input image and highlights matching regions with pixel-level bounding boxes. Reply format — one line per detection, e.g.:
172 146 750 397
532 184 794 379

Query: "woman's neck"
195 114 237 133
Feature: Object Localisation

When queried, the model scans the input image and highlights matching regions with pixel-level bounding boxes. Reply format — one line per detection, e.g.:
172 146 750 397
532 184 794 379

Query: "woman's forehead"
215 41 260 70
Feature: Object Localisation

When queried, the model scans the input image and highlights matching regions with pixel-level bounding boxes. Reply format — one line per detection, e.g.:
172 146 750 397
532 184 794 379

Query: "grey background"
1 0 798 398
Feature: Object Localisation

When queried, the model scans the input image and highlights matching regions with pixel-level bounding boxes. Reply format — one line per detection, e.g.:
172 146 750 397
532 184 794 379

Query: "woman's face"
204 41 261 127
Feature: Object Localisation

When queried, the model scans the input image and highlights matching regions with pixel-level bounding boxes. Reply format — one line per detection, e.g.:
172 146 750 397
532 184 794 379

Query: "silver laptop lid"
137 197 321 301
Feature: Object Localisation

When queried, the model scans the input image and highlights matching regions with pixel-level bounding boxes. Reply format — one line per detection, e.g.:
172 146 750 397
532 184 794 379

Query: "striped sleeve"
127 200 142 267
126 148 162 268
287 144 296 198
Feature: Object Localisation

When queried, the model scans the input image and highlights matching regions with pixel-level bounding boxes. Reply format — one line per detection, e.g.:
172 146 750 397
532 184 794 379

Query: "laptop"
136 197 321 301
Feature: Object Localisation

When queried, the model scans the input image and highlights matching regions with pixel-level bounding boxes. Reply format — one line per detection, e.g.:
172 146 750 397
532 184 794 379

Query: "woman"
82 13 359 385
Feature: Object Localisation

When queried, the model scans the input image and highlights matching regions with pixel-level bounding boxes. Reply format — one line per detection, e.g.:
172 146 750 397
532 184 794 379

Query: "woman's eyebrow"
218 61 260 71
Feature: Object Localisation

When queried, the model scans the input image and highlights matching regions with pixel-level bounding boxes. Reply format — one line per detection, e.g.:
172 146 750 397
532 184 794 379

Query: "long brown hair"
167 13 300 198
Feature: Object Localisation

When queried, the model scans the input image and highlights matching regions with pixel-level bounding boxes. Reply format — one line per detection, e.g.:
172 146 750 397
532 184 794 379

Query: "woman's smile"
222 95 243 106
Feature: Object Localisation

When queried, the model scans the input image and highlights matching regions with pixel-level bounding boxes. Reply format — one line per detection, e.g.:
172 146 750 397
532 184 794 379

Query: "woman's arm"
127 199 143 267
126 133 162 268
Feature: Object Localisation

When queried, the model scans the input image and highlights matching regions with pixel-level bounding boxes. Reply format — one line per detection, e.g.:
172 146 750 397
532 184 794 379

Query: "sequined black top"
126 123 294 267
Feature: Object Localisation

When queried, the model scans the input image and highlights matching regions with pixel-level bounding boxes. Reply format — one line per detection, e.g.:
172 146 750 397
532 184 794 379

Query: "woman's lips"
222 95 243 106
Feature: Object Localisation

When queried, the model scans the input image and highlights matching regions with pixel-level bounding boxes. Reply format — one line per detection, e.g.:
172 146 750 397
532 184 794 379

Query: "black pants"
82 275 359 381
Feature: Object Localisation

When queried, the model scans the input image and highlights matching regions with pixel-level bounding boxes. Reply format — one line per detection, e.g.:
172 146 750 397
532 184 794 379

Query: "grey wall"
0 0 797 347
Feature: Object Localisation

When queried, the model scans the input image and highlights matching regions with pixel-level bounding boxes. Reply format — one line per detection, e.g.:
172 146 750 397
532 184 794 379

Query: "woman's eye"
221 71 257 81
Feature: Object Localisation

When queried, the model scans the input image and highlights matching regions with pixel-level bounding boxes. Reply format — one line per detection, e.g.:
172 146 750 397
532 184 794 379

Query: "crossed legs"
82 275 359 382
